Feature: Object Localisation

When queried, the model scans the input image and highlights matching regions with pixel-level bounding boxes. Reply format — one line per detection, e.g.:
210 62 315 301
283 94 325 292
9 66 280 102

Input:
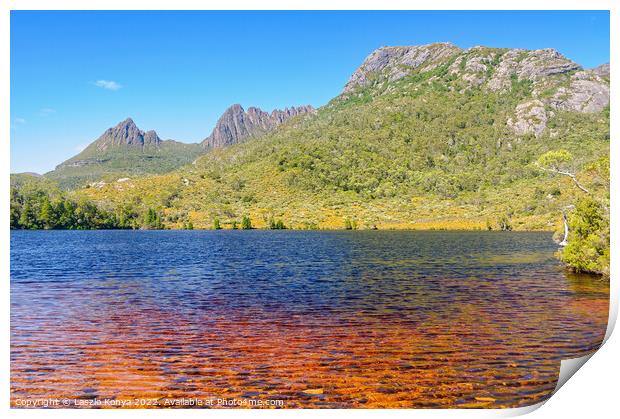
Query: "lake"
10 230 609 408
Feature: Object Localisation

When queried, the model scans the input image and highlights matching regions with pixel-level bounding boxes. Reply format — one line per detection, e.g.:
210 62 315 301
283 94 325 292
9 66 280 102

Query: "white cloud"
75 144 88 152
14 117 26 124
39 108 55 116
95 80 122 91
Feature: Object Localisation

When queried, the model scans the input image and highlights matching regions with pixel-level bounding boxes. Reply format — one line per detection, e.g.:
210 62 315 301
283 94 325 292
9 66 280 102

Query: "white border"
2 1 617 418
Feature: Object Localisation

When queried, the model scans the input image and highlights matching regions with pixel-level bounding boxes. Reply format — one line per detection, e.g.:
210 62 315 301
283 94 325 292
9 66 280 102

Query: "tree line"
11 185 126 230
10 181 258 232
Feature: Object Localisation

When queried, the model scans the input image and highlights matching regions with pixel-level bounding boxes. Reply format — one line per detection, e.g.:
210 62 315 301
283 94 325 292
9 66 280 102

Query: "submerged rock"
301 388 324 395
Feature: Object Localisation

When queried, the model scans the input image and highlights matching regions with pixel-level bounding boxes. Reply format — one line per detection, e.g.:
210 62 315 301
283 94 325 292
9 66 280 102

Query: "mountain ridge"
33 42 610 193
91 117 162 151
44 103 314 188
343 44 585 92
340 43 609 140
11 41 610 276
66 42 608 234
201 104 315 149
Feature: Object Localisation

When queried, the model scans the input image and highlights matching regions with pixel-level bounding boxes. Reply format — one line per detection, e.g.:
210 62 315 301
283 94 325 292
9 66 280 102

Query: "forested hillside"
11 43 610 273
44 105 315 190
75 46 607 218
44 118 204 189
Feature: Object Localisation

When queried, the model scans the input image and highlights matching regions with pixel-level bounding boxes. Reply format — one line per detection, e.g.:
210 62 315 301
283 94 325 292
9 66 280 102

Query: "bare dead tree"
536 165 590 194
536 150 590 247
559 205 575 247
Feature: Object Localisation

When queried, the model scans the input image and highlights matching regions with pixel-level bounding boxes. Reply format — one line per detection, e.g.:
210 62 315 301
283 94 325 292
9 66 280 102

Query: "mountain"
343 43 584 91
10 172 48 189
75 43 608 237
45 118 204 189
201 104 315 149
343 42 463 93
343 43 608 116
43 104 315 189
87 117 162 151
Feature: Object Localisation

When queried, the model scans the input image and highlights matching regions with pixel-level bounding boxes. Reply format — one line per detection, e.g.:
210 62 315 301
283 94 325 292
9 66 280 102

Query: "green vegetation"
537 152 610 276
12 50 609 275
77 68 609 236
78 65 607 240
268 217 286 229
537 149 573 171
143 208 164 229
344 218 358 230
46 141 204 190
561 197 609 276
10 174 168 230
10 175 124 230
241 216 253 230
497 215 513 231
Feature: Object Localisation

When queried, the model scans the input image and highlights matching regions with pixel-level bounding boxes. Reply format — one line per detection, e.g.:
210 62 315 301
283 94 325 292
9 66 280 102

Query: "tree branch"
536 164 590 194
554 170 590 194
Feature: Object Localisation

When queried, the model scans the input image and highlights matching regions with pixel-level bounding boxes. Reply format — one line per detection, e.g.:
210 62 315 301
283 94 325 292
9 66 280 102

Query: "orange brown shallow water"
10 230 609 408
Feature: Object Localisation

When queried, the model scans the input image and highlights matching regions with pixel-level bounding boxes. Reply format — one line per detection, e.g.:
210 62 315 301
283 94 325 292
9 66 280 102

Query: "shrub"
497 214 512 231
241 216 252 230
143 208 164 229
560 198 609 276
344 218 358 230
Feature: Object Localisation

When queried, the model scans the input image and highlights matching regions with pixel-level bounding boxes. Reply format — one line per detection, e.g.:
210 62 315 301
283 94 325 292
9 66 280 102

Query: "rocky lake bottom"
10 230 609 408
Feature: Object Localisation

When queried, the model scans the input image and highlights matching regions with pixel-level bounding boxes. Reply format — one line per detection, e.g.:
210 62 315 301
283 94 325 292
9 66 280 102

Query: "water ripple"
10 230 608 408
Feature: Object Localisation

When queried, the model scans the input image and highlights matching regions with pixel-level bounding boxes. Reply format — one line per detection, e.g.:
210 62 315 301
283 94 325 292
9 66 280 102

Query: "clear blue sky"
11 10 610 174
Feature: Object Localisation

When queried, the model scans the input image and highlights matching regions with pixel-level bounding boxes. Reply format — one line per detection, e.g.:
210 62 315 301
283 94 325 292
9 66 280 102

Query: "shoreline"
10 227 557 233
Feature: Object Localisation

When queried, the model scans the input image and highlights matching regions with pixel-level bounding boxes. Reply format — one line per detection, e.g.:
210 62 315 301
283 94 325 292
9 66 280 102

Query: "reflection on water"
11 230 609 408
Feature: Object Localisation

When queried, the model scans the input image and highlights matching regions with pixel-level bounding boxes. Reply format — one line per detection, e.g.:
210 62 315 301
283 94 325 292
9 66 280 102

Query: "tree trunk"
559 210 569 246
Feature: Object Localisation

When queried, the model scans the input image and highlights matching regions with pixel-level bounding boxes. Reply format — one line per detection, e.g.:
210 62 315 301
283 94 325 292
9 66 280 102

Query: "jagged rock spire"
201 104 315 149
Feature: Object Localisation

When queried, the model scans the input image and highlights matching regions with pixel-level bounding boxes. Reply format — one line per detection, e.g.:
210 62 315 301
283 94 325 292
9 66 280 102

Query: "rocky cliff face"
506 100 550 138
343 43 461 93
52 102 316 178
343 43 609 139
482 48 582 91
201 104 315 149
547 68 610 113
344 44 586 93
91 118 162 152
592 63 610 78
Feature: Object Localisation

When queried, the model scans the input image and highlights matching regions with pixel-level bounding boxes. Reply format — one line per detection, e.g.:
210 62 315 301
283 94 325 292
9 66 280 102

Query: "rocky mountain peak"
93 118 161 151
484 48 582 91
592 63 610 78
341 43 608 141
201 104 315 149
343 42 462 93
225 104 245 115
119 117 137 127
343 44 585 94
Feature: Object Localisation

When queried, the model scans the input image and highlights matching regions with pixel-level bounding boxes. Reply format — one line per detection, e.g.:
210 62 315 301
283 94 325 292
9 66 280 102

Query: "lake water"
10 230 609 408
